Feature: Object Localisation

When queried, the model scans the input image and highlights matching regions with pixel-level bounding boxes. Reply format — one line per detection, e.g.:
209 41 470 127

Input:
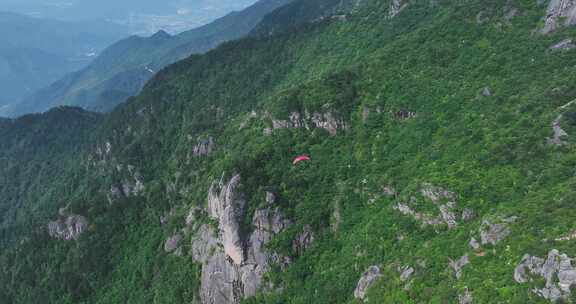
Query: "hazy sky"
1 0 258 34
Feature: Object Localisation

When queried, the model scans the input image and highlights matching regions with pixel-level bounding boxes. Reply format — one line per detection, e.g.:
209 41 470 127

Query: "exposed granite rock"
193 179 291 304
389 0 408 18
191 225 219 264
293 225 315 256
400 265 415 282
47 214 88 241
542 0 576 34
514 249 576 302
269 110 347 135
481 86 492 97
208 174 245 265
480 218 514 246
469 237 481 250
420 183 457 202
164 233 183 253
394 110 417 120
449 255 470 279
459 288 473 304
394 183 469 230
382 185 397 197
354 266 382 300
550 38 575 50
548 114 569 146
550 100 576 149
439 202 458 229
555 230 576 241
462 208 475 222
192 137 215 157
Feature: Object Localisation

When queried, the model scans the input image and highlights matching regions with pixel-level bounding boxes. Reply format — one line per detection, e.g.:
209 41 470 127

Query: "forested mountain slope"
2 0 576 303
1 0 293 117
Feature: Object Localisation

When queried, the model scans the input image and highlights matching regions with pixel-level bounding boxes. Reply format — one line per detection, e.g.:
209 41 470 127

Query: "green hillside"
2 0 576 303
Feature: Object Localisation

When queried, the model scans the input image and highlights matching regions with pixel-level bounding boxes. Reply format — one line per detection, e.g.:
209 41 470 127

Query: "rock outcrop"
192 176 291 304
542 0 576 34
269 110 347 135
479 217 515 245
164 233 183 253
468 216 516 253
459 288 473 304
208 174 245 265
550 38 575 50
389 0 408 18
399 265 415 282
192 137 215 157
449 255 470 279
394 183 469 230
293 225 315 256
548 114 569 146
47 214 89 241
514 249 576 302
354 265 382 301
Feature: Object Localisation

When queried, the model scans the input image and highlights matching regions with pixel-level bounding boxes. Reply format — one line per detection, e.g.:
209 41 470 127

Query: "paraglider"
293 155 311 165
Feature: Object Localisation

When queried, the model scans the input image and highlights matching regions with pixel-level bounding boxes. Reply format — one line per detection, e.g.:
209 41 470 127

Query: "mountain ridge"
2 0 294 117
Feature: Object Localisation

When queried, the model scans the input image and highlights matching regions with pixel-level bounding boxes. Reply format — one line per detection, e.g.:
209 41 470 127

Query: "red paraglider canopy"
293 155 311 165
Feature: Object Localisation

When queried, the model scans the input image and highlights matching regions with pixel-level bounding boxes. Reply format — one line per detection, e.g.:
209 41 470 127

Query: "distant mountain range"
1 0 293 117
2 0 258 35
0 11 129 108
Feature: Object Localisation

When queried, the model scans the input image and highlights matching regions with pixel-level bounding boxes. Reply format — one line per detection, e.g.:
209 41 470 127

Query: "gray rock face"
293 225 315 256
193 177 291 304
47 214 88 241
400 266 415 282
469 237 481 250
459 288 473 304
270 110 347 135
481 86 492 97
542 0 576 34
164 233 183 253
193 137 215 157
389 0 408 18
555 230 576 241
549 114 569 146
354 266 382 300
550 38 575 50
208 174 245 265
449 255 470 279
462 208 475 222
394 183 469 230
480 219 512 246
514 249 576 302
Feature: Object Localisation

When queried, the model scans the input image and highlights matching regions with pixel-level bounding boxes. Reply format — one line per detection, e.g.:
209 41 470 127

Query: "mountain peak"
151 30 171 40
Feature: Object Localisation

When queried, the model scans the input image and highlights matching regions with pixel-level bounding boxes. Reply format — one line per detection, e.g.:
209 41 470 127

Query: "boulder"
192 137 215 157
449 255 470 279
550 38 575 50
542 0 576 34
400 266 415 282
47 214 88 241
514 249 576 301
389 0 408 18
164 233 183 253
354 266 382 300
480 219 512 246
293 225 315 256
459 288 473 304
